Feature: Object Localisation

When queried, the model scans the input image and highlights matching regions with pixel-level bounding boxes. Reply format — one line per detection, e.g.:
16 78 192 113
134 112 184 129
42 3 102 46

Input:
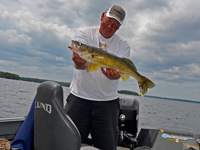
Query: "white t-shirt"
69 26 130 101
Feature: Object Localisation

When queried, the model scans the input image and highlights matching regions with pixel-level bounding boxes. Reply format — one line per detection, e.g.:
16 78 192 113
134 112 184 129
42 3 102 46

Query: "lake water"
0 78 200 135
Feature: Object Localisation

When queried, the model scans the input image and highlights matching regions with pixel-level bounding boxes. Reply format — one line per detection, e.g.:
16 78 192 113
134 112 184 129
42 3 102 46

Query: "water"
0 78 200 134
0 78 70 118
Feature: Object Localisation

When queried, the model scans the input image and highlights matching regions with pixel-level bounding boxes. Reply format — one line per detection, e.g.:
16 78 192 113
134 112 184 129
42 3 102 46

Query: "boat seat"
34 81 99 150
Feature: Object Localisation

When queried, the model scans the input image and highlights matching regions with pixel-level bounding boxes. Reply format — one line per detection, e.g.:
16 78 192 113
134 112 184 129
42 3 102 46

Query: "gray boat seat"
34 81 100 150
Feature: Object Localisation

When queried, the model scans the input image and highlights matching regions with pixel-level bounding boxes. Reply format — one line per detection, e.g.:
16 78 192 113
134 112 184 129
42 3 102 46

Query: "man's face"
99 13 121 38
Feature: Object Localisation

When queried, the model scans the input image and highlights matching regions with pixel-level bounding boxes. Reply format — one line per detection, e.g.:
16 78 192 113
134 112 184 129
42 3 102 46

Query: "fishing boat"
0 81 199 150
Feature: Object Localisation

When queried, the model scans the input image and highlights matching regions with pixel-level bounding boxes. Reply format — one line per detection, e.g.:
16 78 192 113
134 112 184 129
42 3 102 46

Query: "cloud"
0 0 200 101
0 2 76 81
56 57 63 61
0 60 17 66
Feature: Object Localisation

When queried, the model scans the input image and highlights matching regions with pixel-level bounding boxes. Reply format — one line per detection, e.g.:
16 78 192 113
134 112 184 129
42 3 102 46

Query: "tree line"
0 70 139 95
20 77 70 87
0 71 20 80
0 71 71 87
118 90 139 96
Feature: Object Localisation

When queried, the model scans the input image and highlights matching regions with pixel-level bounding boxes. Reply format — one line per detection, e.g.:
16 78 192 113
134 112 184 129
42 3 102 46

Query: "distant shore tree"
20 77 71 87
118 90 139 96
1 71 138 95
0 71 20 80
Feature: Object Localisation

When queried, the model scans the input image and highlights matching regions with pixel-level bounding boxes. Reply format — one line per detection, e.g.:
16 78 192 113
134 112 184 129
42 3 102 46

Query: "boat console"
135 128 200 150
118 94 139 149
117 94 200 150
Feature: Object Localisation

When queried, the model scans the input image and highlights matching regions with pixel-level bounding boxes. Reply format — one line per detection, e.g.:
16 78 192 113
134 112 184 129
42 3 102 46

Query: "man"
65 5 130 150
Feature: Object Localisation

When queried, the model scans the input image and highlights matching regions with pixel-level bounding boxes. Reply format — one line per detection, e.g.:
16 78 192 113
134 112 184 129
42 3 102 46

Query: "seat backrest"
34 81 81 150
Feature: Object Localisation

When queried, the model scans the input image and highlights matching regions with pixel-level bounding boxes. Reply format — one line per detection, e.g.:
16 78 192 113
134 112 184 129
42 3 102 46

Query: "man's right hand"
72 52 88 70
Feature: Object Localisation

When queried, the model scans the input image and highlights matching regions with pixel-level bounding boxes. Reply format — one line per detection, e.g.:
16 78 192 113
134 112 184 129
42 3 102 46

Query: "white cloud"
162 66 180 73
0 60 17 66
187 63 200 76
0 0 200 101
56 57 63 61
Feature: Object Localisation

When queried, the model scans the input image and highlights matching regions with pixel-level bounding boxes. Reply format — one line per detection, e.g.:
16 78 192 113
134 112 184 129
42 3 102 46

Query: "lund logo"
35 101 52 114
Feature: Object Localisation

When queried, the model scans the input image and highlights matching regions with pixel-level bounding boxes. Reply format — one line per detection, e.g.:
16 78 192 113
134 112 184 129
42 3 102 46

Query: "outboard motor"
118 94 139 150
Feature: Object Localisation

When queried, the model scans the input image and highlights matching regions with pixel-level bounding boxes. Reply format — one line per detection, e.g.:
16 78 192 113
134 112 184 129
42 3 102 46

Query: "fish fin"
123 58 137 71
120 73 130 82
88 63 100 72
138 77 156 96
145 78 156 89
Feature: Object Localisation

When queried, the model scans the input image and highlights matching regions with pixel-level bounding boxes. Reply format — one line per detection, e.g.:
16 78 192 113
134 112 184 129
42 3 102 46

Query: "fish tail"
138 77 156 96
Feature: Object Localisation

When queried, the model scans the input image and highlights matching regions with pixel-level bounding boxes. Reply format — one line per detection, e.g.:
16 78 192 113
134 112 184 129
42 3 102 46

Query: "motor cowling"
118 94 139 148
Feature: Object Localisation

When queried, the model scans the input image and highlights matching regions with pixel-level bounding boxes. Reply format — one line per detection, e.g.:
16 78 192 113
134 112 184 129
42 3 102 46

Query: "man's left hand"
101 68 120 80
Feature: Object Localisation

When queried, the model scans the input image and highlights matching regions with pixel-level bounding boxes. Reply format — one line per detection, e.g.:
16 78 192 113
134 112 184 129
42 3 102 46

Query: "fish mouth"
68 40 82 55
68 40 79 49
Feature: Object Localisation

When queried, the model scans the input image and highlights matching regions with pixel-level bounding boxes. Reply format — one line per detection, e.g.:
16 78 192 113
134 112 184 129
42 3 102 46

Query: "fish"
68 40 156 96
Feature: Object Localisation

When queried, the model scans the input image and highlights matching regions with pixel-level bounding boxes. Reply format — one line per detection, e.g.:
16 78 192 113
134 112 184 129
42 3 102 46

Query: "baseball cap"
105 5 126 25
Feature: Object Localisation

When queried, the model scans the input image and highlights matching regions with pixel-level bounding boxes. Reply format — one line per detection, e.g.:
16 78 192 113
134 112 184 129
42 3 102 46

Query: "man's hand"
101 68 120 80
72 52 88 70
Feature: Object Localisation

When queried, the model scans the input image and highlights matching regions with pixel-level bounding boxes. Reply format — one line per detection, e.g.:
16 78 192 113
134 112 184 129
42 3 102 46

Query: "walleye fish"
69 40 156 96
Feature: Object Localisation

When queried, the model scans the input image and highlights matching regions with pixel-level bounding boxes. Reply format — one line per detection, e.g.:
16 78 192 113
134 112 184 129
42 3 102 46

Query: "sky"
0 0 200 101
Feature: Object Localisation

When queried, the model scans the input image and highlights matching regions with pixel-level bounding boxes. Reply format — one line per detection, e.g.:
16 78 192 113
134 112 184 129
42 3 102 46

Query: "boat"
0 81 200 150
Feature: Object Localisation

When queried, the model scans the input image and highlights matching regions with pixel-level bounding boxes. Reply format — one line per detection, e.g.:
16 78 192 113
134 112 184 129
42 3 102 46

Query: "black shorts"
64 93 120 150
